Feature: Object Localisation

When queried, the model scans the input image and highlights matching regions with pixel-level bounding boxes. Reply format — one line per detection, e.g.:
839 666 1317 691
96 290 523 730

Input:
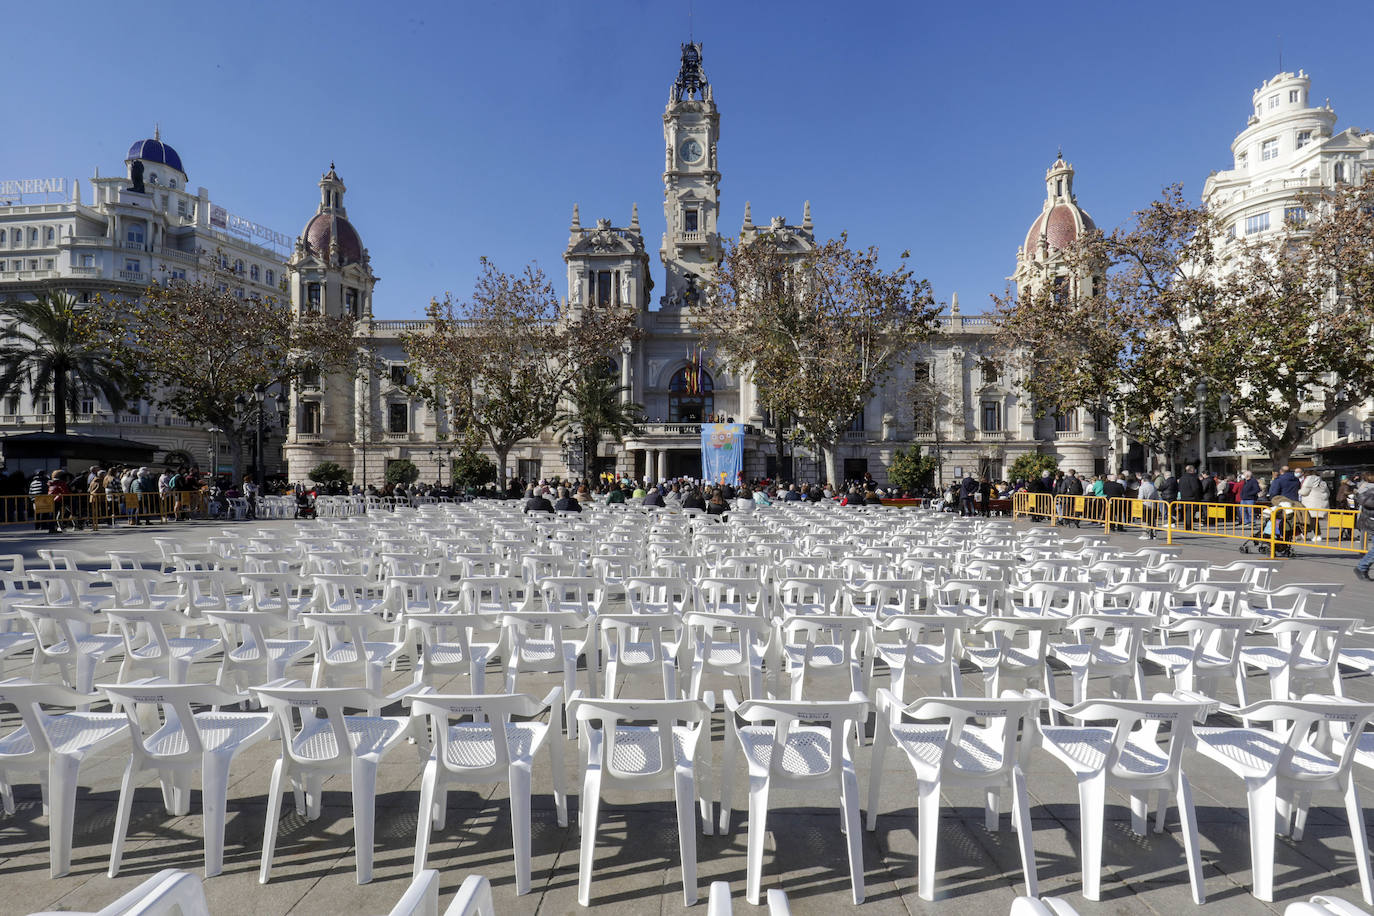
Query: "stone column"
647 448 658 482
657 449 669 482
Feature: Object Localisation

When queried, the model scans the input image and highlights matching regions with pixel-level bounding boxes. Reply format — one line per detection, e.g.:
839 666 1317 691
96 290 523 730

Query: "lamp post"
235 385 266 486
1196 380 1207 473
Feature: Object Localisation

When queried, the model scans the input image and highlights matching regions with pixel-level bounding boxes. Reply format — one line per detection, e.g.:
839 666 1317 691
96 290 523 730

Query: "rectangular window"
45 227 54 243
595 271 612 306
177 200 188 217
124 258 140 272
81 254 94 267
250 264 259 282
127 225 146 246
912 402 934 433
265 269 275 286
38 398 51 416
517 459 541 483
1284 206 1306 225
1237 152 1248 169
345 288 359 317
683 209 699 232
1054 410 1079 432
1296 130 1312 149
27 259 38 271
389 364 407 387
1289 90 1299 103
1268 95 1279 109
1261 138 1278 161
1095 411 1109 433
307 283 321 311
1338 419 1349 438
388 403 408 434
5 396 19 416
43 258 53 269
1335 162 1346 183
981 360 1000 384
168 268 185 281
847 412 864 432
80 396 94 415
300 401 321 435
980 401 1001 432
300 366 321 389
911 362 930 382
1244 212 1270 235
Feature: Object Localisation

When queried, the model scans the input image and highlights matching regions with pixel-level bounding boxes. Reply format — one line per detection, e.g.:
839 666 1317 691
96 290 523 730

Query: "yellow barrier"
1013 491 1372 559
0 491 211 531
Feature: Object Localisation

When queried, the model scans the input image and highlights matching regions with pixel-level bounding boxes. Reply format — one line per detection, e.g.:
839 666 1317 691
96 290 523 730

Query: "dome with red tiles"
1024 203 1095 253
303 212 364 266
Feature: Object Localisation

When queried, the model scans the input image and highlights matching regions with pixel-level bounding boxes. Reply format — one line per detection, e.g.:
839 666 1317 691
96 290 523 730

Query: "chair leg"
413 762 438 876
1130 792 1148 836
201 754 232 877
1012 766 1038 897
865 723 888 831
577 768 602 906
259 759 286 884
351 758 378 884
47 755 82 878
1244 775 1279 901
841 767 865 905
675 772 698 905
917 778 941 901
1176 772 1205 905
1077 774 1107 901
1344 780 1374 906
107 758 138 877
511 763 533 896
746 776 770 906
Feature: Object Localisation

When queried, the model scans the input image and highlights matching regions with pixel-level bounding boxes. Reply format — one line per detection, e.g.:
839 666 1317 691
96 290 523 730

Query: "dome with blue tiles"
126 127 184 174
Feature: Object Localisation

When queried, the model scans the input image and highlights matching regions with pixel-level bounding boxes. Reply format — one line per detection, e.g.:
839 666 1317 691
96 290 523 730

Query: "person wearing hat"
45 470 71 533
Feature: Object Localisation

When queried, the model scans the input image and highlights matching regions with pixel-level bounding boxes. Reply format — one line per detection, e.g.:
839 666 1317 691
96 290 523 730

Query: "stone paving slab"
0 514 1372 914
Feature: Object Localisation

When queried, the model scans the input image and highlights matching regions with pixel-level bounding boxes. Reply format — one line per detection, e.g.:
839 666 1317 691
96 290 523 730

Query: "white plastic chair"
408 690 567 894
1038 696 1208 903
965 616 1059 698
1195 698 1374 905
442 874 497 916
683 611 771 700
706 879 792 915
24 867 211 916
253 684 412 884
1144 616 1257 703
1283 897 1374 916
0 678 128 877
501 610 592 737
1241 618 1355 702
101 679 274 877
1008 896 1082 916
1049 614 1152 707
570 695 713 906
18 604 124 695
872 613 974 701
204 609 314 692
301 612 407 709
866 690 1040 900
104 607 220 684
776 614 869 701
405 612 496 694
598 612 683 699
720 692 869 904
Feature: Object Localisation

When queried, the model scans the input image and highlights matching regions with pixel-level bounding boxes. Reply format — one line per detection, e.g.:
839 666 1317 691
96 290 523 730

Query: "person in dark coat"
1177 465 1202 528
681 488 706 510
641 486 665 508
553 486 581 512
959 474 978 517
522 487 554 514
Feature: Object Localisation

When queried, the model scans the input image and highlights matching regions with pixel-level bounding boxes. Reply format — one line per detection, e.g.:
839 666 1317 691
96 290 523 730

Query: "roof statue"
128 160 145 194
673 41 708 102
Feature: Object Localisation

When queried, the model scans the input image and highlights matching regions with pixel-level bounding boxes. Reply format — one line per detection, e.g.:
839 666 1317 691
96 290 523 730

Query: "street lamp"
1196 380 1207 473
235 384 266 486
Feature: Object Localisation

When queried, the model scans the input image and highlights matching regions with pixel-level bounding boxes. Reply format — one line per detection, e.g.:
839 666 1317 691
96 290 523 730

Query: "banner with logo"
701 423 744 486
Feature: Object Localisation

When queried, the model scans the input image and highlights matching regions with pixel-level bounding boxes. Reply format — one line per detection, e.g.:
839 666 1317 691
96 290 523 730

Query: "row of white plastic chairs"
9 674 1374 909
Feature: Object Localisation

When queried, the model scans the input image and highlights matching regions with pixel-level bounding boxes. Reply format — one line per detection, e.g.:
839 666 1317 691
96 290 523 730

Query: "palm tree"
0 292 128 435
554 364 642 480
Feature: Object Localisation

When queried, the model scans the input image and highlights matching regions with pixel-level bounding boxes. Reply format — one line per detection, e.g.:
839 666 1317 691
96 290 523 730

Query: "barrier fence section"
1012 491 1370 559
0 491 211 531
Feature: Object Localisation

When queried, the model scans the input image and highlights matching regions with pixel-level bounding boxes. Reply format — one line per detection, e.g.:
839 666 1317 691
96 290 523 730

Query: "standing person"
1298 468 1329 542
1269 465 1300 501
1354 473 1374 580
45 470 71 533
960 472 978 517
1177 464 1202 529
243 475 260 520
1138 472 1160 539
1239 470 1260 526
1100 473 1126 530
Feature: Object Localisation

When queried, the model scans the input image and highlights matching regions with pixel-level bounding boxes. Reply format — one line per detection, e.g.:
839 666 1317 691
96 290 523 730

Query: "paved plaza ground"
1 514 1372 915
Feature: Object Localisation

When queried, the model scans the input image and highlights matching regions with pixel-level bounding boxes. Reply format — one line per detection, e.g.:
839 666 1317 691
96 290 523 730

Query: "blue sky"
4 0 1371 318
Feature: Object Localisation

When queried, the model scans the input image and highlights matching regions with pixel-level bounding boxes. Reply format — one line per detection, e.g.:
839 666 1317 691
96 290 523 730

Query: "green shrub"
1008 452 1057 483
308 461 352 485
887 446 938 493
385 458 420 486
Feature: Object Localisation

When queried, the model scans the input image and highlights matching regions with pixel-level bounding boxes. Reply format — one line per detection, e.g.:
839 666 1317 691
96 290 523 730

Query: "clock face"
679 138 703 164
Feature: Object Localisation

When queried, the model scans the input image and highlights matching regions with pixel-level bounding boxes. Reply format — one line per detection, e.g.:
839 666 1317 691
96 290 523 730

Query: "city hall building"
281 43 1113 488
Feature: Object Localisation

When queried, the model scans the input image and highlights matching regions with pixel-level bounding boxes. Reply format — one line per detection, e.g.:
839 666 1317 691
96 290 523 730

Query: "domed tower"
1011 152 1101 301
125 126 188 190
284 164 377 483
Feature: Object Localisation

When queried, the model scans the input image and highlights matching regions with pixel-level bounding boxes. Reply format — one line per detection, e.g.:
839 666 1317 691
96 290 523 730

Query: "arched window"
668 365 713 422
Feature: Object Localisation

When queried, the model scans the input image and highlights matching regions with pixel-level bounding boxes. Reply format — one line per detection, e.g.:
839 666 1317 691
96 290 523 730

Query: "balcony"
70 265 100 277
0 269 60 281
678 230 706 245
117 269 145 283
384 431 413 442
841 430 868 443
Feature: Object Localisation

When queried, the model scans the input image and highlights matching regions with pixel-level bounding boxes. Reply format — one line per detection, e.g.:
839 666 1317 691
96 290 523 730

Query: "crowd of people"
8 465 267 532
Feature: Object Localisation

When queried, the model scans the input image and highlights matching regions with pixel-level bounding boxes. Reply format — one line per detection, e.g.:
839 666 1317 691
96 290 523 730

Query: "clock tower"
660 41 720 309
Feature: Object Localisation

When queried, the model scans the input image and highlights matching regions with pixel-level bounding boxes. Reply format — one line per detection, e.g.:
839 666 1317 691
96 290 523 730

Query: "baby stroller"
294 488 317 520
1239 502 1299 558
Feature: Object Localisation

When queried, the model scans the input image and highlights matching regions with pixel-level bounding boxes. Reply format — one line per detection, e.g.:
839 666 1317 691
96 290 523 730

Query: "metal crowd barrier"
0 491 211 531
1013 491 1370 559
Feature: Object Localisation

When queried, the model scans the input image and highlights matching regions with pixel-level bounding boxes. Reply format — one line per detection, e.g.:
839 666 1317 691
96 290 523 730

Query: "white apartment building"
0 131 292 473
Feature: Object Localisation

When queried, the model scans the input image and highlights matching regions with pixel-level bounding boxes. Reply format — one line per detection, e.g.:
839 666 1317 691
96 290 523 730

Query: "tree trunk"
53 370 67 436
495 446 511 495
1269 446 1295 470
821 443 839 493
773 421 786 482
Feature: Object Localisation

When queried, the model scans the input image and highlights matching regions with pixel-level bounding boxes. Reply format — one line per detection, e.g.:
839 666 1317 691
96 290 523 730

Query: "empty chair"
101 680 274 877
0 678 129 877
408 690 567 894
571 695 713 905
706 880 793 916
1049 614 1153 706
598 612 683 699
965 616 1059 697
1143 616 1258 703
301 612 407 710
204 609 315 691
1195 698 1374 905
866 691 1041 900
695 576 769 618
720 693 869 904
104 607 220 684
405 613 496 694
683 610 772 700
254 684 412 884
1039 696 1208 903
19 604 125 695
1240 617 1355 702
776 614 870 702
872 614 975 701
32 867 212 916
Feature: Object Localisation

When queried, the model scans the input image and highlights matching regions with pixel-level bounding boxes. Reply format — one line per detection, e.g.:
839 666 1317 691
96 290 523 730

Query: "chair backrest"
457 576 526 616
1063 614 1154 662
99 681 248 763
18 603 101 652
893 694 1042 778
1262 617 1357 671
730 697 868 781
0 678 104 760
536 577 604 616
408 691 556 774
89 867 212 916
572 696 708 779
695 576 769 618
625 576 691 615
1233 698 1374 783
1057 697 1208 781
253 685 387 766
